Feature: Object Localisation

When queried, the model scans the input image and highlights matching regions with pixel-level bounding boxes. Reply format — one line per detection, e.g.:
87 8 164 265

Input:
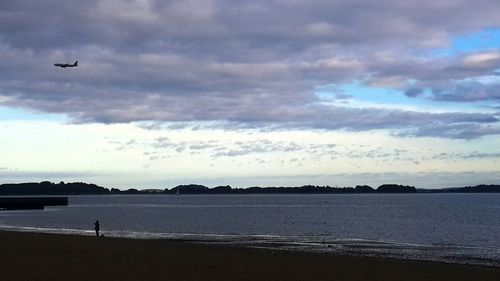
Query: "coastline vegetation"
0 181 499 195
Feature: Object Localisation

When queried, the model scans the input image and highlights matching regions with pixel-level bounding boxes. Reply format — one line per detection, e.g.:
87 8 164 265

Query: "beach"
0 231 499 281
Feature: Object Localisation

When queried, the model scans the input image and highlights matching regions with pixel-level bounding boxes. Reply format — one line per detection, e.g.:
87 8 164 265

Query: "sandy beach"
0 231 499 281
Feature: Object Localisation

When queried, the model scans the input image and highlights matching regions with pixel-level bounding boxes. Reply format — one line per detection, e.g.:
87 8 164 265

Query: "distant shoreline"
1 181 499 195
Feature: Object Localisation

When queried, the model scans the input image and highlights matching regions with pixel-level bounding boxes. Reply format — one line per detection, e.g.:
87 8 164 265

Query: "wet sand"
0 231 499 281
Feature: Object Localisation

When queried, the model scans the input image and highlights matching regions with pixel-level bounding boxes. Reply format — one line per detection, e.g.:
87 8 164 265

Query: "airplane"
54 61 78 68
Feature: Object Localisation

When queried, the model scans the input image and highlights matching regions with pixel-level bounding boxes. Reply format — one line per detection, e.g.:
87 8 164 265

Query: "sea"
1 193 499 266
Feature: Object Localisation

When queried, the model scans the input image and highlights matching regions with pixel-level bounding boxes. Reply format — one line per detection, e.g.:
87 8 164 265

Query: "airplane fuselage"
54 61 78 68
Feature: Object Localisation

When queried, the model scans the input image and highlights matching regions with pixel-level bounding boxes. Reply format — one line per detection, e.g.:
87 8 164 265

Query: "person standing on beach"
94 220 100 237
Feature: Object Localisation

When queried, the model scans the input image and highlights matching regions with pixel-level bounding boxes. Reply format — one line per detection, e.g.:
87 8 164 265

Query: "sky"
0 0 499 189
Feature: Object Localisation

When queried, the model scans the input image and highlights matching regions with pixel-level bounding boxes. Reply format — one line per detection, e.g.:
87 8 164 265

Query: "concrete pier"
0 197 68 210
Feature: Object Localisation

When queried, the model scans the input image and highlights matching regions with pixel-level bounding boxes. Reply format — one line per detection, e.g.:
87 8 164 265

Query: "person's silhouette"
94 220 100 237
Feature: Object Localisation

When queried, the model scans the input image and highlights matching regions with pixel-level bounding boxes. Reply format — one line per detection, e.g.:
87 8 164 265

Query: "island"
0 181 499 196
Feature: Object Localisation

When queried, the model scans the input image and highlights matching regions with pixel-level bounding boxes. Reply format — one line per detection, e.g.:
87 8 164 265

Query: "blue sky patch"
0 106 67 122
430 28 500 57
315 81 493 113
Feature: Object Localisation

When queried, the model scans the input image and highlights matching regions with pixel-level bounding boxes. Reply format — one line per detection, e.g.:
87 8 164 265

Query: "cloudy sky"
1 0 499 189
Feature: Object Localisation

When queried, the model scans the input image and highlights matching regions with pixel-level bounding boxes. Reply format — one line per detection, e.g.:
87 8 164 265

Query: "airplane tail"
73 61 78 66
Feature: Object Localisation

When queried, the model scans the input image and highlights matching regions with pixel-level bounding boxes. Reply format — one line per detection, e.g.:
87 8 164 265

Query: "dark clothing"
94 221 100 237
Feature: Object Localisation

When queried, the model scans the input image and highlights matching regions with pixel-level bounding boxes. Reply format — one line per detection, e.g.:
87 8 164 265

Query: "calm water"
1 194 499 266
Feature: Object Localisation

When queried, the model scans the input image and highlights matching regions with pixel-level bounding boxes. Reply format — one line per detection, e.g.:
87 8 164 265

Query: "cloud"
1 0 500 138
396 122 500 139
460 151 500 159
462 51 500 69
0 170 103 183
131 137 343 161
191 171 500 189
211 140 303 157
404 88 424 97
430 81 500 102
431 151 500 160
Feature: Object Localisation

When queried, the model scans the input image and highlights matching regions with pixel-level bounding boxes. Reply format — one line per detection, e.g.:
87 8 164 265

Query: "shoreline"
1 230 500 281
1 226 499 268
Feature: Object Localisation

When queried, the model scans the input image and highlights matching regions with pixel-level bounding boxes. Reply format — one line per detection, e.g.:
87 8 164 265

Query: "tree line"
0 181 499 195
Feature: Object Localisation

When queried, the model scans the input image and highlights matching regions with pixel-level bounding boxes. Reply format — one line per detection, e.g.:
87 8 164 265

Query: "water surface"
1 194 499 266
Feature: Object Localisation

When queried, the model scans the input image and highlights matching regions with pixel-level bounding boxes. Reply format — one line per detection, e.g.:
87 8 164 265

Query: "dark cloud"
404 88 424 97
430 81 500 102
397 122 500 139
1 0 500 138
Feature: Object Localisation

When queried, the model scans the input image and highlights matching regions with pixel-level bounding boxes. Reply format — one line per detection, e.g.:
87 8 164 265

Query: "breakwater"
0 197 68 210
